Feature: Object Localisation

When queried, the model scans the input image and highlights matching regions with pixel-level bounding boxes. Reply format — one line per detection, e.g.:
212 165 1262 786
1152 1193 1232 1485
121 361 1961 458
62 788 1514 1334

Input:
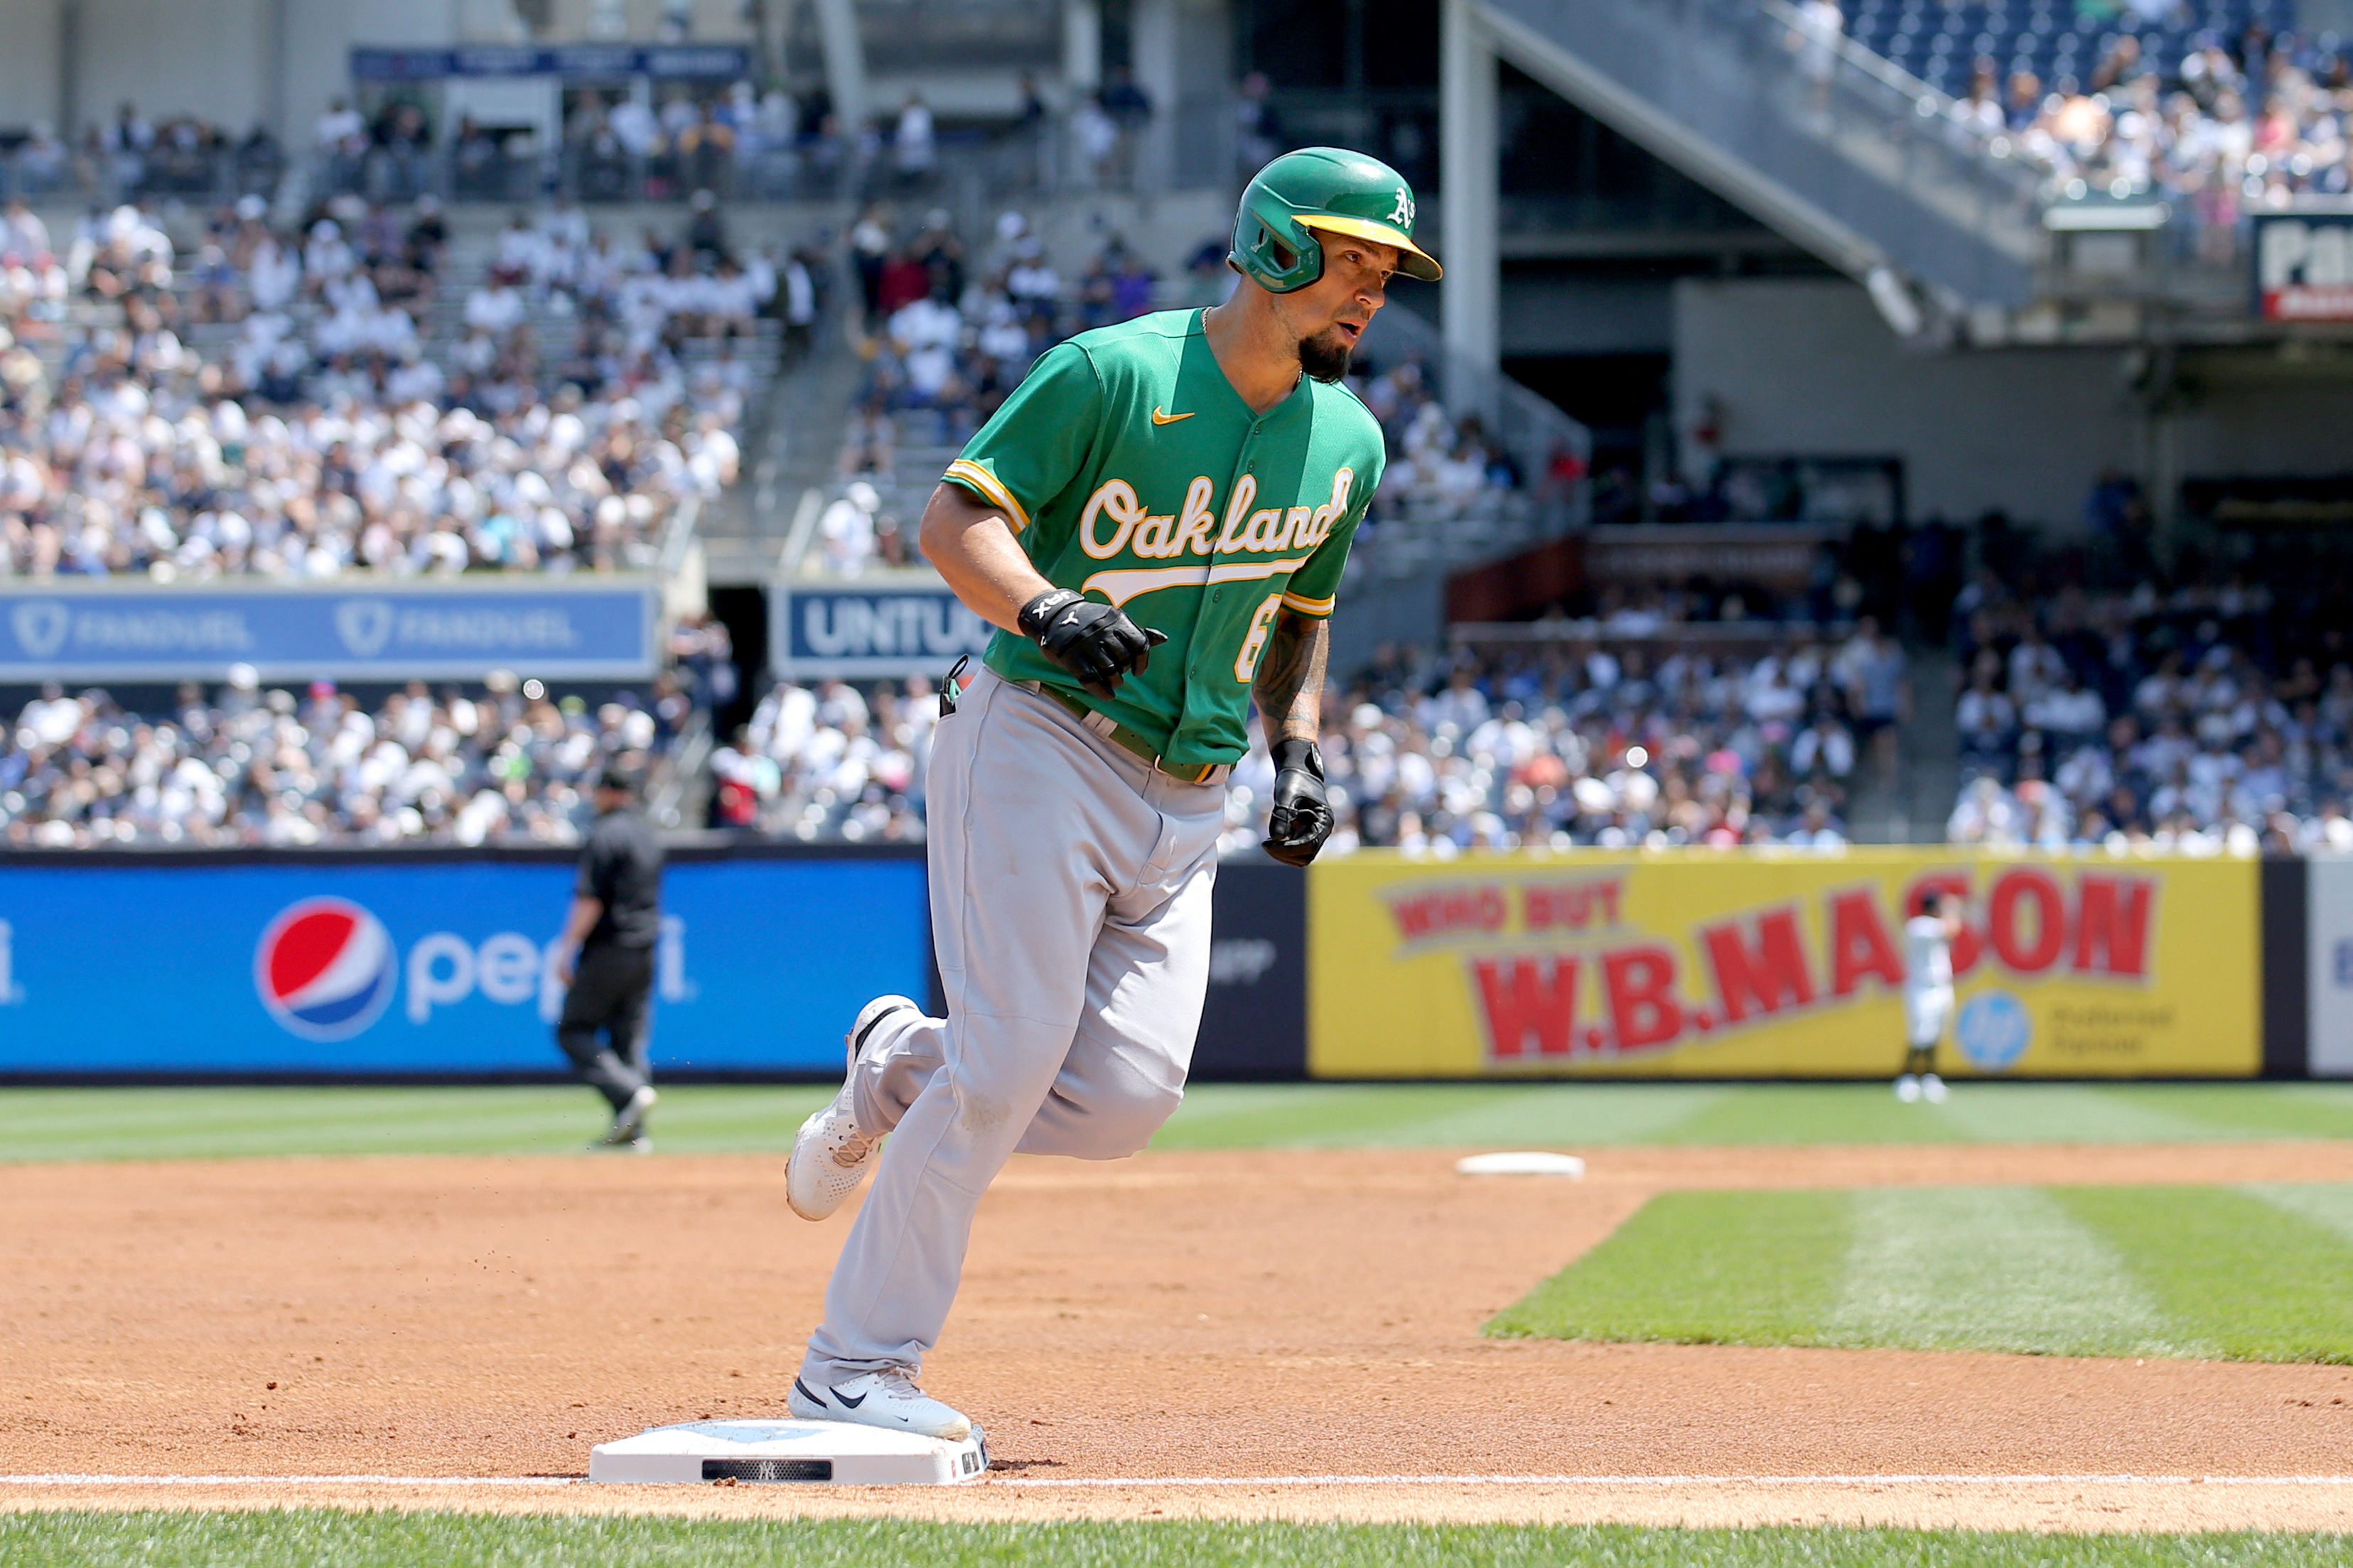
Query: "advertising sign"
0 580 656 682
1309 850 2259 1078
0 852 927 1077
769 582 995 678
352 45 753 80
2253 212 2353 320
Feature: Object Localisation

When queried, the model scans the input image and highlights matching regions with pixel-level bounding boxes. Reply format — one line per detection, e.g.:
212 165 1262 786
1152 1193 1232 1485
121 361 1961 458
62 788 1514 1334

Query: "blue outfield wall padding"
2263 856 2309 1080
0 845 930 1080
1193 860 1307 1082
0 843 1313 1083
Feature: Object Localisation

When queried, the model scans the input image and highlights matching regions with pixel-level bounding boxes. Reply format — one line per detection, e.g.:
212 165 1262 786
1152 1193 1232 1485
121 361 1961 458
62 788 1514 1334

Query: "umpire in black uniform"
555 763 666 1150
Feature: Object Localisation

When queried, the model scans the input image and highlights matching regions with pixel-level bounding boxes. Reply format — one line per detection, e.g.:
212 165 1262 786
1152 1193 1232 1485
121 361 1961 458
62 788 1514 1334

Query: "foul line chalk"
9 1473 2353 1489
0 1475 576 1486
1003 1474 2353 1488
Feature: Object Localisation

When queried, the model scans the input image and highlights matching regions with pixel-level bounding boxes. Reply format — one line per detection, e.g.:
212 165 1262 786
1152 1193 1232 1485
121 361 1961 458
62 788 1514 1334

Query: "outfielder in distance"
780 147 1441 1441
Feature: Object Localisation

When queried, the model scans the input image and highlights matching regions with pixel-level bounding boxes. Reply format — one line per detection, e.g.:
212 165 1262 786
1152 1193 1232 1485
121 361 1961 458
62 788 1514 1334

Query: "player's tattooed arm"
1252 608 1328 745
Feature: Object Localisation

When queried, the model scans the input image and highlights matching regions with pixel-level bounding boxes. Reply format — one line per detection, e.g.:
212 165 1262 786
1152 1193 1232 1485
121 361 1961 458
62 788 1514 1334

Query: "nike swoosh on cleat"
834 1388 868 1408
853 1003 914 1055
792 1377 826 1407
1149 406 1195 425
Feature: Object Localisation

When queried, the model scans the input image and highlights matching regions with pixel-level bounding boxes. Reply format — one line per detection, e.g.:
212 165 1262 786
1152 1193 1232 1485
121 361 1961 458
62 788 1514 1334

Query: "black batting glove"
1261 737 1332 867
1020 588 1168 701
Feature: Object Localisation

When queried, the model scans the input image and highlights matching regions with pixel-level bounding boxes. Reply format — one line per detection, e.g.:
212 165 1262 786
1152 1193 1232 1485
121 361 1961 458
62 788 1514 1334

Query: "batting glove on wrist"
1020 588 1168 701
1261 737 1332 867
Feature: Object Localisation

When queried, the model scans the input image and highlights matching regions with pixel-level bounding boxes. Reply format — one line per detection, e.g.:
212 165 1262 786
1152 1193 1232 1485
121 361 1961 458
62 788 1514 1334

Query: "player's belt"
1018 682 1232 786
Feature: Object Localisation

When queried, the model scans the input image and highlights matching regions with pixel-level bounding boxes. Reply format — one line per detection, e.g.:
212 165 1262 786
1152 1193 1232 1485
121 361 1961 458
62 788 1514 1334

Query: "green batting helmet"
1228 146 1443 293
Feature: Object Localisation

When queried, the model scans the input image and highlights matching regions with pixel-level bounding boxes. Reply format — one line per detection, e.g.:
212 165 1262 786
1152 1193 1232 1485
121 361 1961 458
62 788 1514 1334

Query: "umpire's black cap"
596 762 646 797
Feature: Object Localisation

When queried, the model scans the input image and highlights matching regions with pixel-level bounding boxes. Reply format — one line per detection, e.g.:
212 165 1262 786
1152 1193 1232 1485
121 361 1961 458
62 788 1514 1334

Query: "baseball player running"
780 148 1439 1441
1897 890 1961 1103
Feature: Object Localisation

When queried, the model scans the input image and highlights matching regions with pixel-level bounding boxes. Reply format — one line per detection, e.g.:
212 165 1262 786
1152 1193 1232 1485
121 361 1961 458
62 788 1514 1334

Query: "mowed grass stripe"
1487 1189 1851 1347
2055 1186 2353 1364
1829 1187 2204 1360
2246 1182 2353 1245
0 1086 834 1162
1146 1083 1726 1150
36 1512 2353 1568
2100 1083 2353 1142
1928 1086 2222 1147
1491 1184 2353 1364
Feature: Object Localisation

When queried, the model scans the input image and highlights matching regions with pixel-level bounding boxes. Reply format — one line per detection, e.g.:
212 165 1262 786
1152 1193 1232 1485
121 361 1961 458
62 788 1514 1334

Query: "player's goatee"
1299 330 1352 384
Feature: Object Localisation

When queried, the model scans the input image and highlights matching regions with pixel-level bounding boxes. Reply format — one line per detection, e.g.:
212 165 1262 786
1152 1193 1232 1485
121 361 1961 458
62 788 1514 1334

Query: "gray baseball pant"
800 667 1226 1385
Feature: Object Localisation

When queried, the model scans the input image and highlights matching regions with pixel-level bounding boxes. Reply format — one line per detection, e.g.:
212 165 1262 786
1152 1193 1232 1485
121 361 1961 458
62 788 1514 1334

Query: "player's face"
1284 238 1397 382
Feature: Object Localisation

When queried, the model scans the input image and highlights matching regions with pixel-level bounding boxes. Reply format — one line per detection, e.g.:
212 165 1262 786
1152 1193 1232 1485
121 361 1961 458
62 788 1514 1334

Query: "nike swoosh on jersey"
1081 556 1310 607
1148 406 1195 425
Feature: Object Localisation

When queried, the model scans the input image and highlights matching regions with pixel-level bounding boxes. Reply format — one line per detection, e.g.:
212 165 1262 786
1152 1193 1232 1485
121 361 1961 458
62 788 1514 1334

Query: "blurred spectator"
1234 72 1285 178
1942 565 2353 853
0 195 773 579
1 673 672 848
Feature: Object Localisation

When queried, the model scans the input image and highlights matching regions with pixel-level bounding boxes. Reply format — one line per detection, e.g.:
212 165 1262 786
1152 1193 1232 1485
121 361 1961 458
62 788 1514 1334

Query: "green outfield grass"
1489 1182 2353 1363
5 1513 2352 1568
6 1081 2353 1163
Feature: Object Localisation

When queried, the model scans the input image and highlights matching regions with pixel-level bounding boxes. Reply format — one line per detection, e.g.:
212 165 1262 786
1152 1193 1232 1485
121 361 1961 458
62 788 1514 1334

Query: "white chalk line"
9 1473 2353 1490
1002 1474 2353 1490
0 1475 577 1487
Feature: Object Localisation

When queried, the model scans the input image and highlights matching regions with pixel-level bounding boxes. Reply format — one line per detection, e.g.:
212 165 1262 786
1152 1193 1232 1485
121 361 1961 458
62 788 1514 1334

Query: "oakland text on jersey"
1075 469 1354 563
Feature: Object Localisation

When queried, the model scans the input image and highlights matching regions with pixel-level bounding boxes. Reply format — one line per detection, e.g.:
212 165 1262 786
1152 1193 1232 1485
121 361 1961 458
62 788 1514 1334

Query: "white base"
588 1418 988 1485
1455 1151 1585 1178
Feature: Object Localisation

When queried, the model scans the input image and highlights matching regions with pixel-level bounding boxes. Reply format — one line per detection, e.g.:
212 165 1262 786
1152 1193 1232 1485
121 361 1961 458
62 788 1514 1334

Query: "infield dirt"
9 1142 2353 1531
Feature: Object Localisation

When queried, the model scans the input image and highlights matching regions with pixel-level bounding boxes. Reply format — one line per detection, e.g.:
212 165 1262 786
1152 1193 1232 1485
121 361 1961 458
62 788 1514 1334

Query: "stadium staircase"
1469 0 2041 313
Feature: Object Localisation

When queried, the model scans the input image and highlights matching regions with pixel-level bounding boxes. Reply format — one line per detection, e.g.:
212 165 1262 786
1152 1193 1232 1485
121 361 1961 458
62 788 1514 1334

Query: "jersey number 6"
1234 593 1284 683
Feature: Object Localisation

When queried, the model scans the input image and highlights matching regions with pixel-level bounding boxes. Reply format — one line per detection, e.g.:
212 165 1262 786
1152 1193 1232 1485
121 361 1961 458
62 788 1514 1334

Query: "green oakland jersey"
944 308 1383 767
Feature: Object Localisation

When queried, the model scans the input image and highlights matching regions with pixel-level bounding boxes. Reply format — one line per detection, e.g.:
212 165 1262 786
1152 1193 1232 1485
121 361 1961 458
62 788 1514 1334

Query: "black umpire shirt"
578 806 664 950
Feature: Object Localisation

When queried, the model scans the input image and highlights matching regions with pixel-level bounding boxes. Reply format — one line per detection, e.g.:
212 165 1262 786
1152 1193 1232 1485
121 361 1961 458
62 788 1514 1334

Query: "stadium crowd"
2 669 682 848
0 190 766 578
1943 570 2353 854
1848 2 2353 242
715 604 1906 856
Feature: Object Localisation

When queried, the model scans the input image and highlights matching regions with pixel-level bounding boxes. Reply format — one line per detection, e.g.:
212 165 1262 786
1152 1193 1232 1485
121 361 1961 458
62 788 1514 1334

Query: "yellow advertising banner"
1308 850 2258 1078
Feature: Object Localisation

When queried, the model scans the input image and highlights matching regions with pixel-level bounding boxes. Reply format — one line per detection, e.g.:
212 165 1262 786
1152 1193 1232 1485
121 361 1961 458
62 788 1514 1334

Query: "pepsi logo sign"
254 897 398 1041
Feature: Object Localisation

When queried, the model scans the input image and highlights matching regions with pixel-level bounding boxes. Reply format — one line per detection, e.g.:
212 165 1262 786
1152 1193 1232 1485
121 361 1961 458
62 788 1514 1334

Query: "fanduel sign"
769 583 994 677
0 582 655 680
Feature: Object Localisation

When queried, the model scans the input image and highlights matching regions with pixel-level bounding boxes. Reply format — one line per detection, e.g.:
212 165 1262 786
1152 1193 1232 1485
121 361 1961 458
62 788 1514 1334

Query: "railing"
294 102 1232 215
648 703 714 831
1481 0 2044 306
0 142 284 207
656 492 704 583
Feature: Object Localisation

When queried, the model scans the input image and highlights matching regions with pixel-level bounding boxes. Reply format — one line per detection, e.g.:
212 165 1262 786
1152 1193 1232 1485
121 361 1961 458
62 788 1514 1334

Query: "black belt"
1018 682 1231 785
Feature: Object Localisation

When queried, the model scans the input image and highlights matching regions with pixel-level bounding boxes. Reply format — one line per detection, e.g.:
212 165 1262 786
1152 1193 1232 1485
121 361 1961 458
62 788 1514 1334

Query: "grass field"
9 1513 2353 1568
1489 1182 2353 1363
9 1080 2353 1161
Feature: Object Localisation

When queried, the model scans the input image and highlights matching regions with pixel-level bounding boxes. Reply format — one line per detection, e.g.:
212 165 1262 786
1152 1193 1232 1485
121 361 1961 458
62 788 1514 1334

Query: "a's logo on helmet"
255 897 397 1041
1389 188 1415 228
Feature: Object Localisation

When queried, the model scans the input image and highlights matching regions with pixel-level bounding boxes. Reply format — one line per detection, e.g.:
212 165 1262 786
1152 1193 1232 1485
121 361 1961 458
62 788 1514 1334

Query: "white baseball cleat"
1921 1072 1949 1103
786 995 918 1221
789 1367 974 1441
1894 1074 1922 1103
